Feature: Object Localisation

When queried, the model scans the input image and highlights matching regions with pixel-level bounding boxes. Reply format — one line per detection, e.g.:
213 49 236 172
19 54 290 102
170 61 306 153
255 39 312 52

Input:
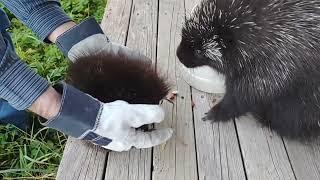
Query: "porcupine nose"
176 43 197 68
176 43 226 94
177 61 226 94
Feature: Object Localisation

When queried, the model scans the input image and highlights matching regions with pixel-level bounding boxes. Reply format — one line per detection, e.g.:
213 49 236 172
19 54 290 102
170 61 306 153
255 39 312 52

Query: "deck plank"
192 91 246 180
152 0 198 179
104 0 158 179
284 140 320 180
56 1 133 179
236 115 296 180
100 0 133 43
56 139 107 180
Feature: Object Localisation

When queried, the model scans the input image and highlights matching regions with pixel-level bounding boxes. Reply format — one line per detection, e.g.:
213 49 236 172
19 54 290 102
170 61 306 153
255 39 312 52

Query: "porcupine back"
178 0 320 140
180 0 320 76
66 53 170 106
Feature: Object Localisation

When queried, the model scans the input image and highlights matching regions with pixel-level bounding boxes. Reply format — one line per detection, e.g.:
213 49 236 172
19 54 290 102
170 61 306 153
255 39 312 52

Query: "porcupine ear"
66 52 170 105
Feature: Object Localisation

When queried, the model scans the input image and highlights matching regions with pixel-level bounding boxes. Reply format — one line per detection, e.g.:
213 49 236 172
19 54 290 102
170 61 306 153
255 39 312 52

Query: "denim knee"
0 99 28 130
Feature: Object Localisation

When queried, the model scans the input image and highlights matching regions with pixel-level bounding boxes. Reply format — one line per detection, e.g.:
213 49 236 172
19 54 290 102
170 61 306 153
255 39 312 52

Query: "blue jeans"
0 9 28 130
0 99 28 129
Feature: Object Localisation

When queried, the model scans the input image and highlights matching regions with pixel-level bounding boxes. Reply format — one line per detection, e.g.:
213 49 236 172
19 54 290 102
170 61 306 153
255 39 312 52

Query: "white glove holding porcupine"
98 101 171 151
42 82 172 152
45 18 173 152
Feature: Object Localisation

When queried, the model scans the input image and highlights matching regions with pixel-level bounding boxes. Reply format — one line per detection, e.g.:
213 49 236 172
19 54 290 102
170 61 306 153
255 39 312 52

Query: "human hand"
95 100 172 151
31 83 173 152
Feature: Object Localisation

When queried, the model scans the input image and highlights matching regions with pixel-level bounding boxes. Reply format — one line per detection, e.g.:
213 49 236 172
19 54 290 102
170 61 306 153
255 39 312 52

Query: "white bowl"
178 61 226 94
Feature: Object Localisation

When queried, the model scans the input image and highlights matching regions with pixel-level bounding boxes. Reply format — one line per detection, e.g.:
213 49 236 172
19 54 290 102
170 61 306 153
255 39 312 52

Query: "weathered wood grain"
56 138 107 180
236 115 296 180
152 0 198 180
100 0 133 43
104 150 152 180
104 0 158 179
284 139 320 180
126 0 158 64
192 90 246 180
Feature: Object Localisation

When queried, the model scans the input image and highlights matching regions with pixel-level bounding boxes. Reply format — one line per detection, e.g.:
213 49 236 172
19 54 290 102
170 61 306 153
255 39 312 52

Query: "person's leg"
0 99 29 130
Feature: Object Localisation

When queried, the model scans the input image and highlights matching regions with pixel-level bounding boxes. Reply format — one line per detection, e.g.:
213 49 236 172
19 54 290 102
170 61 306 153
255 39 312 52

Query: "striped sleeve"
0 30 49 110
0 0 72 42
0 61 49 110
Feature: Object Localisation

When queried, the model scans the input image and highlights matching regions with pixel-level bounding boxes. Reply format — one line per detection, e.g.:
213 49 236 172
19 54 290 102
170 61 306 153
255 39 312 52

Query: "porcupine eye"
195 50 202 55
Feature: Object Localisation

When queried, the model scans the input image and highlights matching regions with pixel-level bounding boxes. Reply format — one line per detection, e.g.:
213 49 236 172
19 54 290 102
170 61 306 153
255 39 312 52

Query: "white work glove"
98 101 172 151
43 83 173 152
68 34 149 63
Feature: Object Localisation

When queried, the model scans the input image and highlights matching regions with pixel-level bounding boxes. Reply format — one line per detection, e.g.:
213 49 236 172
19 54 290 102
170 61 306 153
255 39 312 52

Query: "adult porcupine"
177 0 320 140
66 53 170 131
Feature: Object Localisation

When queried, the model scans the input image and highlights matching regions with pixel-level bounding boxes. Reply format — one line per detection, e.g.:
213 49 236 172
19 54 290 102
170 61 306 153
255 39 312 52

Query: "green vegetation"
0 0 107 178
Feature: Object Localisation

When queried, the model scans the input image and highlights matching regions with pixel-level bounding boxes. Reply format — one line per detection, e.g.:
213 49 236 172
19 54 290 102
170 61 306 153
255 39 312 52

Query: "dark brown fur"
67 53 169 104
66 53 170 131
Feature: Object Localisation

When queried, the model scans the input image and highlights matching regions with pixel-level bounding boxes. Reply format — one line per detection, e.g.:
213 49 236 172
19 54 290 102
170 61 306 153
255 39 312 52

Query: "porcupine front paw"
202 103 235 122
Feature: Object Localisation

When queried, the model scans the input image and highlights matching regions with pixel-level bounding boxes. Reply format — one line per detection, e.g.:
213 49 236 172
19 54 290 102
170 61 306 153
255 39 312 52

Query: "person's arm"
0 29 172 151
0 0 72 42
0 1 173 151
28 86 61 119
0 30 50 111
0 1 69 117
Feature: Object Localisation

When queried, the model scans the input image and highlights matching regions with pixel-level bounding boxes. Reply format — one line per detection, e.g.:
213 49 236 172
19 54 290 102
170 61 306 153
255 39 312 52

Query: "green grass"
0 0 107 179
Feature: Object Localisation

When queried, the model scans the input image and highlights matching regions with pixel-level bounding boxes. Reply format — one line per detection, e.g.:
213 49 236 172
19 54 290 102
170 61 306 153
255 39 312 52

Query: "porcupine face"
177 0 236 73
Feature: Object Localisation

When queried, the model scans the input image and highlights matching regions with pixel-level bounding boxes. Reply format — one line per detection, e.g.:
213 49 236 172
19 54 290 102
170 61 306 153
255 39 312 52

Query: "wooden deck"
56 0 320 179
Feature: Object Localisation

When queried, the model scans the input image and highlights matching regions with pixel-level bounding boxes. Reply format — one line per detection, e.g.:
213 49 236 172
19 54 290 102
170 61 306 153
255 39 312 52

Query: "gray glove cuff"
55 17 106 58
42 82 112 146
42 82 100 137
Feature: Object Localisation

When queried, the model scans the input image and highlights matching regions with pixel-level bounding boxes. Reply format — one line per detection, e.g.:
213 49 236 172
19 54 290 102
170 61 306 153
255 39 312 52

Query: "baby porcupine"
66 53 170 131
177 0 320 140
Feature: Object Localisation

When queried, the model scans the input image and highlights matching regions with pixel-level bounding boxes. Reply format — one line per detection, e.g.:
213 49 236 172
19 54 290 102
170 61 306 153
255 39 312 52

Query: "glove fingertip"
162 128 174 140
155 107 165 122
151 128 174 145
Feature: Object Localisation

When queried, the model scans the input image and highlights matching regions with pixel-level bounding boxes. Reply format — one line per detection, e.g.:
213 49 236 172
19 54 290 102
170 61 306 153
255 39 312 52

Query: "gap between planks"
104 0 158 180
